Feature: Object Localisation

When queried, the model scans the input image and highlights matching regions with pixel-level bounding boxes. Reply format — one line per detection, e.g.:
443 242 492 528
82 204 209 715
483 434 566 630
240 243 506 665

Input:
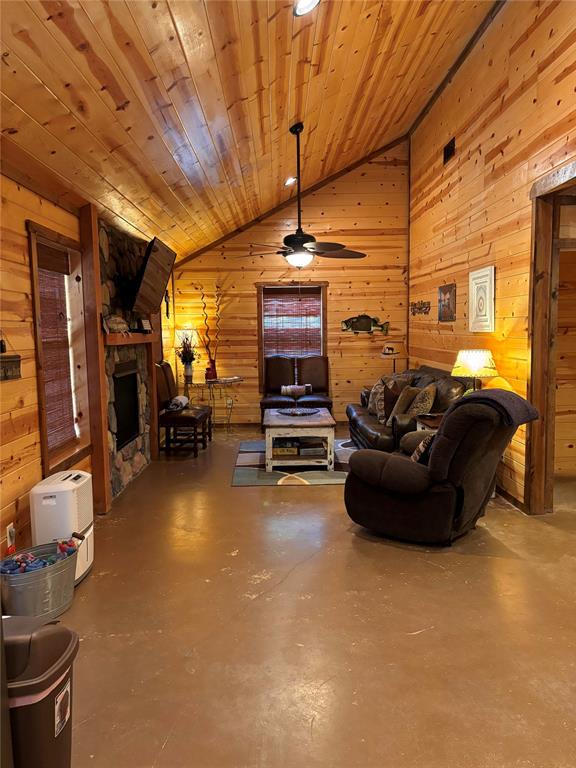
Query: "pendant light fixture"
294 0 320 17
285 250 314 269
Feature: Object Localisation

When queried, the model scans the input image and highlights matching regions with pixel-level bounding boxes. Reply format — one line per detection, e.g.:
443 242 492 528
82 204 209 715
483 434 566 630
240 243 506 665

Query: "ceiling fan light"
285 250 314 268
294 0 320 17
284 176 298 186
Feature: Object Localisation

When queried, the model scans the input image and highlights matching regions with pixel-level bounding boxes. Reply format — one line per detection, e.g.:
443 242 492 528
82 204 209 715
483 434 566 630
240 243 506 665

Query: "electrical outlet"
6 523 16 550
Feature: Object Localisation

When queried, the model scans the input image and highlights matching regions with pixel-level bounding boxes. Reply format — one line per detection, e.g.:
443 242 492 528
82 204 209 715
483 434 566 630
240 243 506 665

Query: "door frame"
525 161 576 514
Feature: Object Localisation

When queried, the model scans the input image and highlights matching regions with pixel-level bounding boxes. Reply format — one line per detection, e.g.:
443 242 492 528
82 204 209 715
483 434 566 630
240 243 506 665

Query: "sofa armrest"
392 414 418 444
360 387 372 409
348 450 431 494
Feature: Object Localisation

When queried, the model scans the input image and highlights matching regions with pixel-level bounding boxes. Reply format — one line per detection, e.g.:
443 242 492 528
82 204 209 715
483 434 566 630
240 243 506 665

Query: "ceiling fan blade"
317 249 367 259
250 243 281 249
304 241 345 252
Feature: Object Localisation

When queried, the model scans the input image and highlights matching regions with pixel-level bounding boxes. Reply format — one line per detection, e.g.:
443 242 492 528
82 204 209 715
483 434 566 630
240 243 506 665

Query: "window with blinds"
260 285 324 358
37 249 77 454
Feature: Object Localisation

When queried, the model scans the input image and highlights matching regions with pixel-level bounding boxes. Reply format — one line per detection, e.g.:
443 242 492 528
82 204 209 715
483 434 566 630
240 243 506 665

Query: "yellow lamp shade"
451 349 498 378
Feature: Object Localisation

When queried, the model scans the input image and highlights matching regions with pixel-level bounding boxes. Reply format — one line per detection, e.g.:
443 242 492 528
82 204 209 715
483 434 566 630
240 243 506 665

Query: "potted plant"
176 331 198 383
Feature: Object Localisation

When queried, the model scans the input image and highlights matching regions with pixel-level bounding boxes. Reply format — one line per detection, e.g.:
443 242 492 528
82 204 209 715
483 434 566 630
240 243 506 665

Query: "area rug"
232 439 357 486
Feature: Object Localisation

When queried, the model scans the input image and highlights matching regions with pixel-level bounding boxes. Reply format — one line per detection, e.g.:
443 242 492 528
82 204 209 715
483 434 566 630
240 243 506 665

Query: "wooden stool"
159 405 212 457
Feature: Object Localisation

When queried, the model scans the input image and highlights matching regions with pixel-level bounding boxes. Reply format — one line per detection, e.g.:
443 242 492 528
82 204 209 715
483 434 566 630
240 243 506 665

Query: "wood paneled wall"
556 248 576 475
408 0 576 504
0 176 91 554
172 141 409 423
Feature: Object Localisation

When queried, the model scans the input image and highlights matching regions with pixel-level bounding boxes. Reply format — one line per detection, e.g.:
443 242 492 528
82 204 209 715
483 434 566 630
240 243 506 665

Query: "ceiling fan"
249 122 367 268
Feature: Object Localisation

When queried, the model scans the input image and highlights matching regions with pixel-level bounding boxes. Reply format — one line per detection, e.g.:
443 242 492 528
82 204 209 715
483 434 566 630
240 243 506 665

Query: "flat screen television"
130 237 176 315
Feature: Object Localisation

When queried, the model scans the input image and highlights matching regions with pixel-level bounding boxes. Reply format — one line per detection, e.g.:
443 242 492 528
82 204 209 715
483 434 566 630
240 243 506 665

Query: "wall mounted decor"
0 354 21 381
438 283 456 322
341 315 389 334
469 266 495 332
410 301 431 316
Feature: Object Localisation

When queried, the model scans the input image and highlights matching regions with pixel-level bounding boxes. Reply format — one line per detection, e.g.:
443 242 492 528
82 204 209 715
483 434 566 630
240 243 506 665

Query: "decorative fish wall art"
341 315 390 334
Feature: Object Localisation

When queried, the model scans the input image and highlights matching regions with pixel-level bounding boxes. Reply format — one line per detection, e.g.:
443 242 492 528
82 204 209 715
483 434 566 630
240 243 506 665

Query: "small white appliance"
30 470 94 584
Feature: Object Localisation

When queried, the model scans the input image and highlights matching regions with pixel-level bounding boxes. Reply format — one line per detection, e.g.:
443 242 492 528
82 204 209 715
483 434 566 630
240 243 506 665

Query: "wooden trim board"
79 204 111 515
526 163 576 515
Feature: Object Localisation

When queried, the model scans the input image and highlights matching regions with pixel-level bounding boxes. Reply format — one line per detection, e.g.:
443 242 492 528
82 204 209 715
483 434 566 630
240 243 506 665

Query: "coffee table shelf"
263 408 336 473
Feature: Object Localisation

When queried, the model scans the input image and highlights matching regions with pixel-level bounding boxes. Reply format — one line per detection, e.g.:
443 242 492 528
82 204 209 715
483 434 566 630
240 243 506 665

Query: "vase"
184 362 193 384
205 358 217 381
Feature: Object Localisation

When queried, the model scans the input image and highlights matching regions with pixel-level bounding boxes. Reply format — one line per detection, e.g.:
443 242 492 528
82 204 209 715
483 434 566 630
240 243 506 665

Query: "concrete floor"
555 473 576 513
66 428 576 768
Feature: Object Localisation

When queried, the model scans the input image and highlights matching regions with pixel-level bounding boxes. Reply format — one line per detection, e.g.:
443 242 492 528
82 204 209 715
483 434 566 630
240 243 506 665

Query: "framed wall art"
469 266 495 332
438 283 456 322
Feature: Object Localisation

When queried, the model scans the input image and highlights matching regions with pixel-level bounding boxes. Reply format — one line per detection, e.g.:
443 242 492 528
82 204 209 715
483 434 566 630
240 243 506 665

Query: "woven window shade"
262 286 322 358
38 268 76 452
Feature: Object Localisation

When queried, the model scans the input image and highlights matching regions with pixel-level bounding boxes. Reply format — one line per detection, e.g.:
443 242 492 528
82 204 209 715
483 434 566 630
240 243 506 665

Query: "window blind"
38 268 76 452
261 286 323 358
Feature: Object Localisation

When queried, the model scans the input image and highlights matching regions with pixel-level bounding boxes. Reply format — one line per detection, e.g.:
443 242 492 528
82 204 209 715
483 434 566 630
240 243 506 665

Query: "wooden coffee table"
263 408 336 473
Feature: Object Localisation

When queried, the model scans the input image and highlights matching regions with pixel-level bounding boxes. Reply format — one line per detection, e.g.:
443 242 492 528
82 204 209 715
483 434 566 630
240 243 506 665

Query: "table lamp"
380 341 407 374
451 349 498 390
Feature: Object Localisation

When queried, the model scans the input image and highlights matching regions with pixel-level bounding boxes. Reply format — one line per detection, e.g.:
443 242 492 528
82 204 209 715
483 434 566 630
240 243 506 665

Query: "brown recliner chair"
259 355 332 425
344 394 536 545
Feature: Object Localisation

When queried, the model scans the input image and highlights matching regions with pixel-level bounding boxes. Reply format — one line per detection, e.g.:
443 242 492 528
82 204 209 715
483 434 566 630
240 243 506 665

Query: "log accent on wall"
408 0 576 505
171 141 409 423
0 176 91 554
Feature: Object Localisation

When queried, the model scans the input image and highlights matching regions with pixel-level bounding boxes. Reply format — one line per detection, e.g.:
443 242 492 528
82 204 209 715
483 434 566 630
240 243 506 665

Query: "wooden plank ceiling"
0 0 492 259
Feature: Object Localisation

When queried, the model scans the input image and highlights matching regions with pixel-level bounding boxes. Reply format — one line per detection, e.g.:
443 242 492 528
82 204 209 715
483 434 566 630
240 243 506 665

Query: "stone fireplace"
105 345 150 497
99 219 154 499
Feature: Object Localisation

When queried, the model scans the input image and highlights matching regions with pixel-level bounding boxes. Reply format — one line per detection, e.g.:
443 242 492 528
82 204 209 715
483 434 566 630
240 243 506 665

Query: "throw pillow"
386 386 420 426
280 384 312 398
383 379 408 420
410 434 435 465
367 377 387 417
405 383 437 418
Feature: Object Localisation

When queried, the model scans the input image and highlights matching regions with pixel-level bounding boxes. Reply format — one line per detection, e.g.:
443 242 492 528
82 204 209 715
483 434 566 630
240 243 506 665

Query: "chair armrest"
392 414 418 443
360 387 372 408
349 450 431 494
399 429 436 455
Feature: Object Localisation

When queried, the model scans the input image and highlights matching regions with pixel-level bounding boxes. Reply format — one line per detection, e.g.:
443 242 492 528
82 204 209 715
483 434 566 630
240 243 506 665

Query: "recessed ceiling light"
284 176 298 187
285 250 314 268
294 0 320 17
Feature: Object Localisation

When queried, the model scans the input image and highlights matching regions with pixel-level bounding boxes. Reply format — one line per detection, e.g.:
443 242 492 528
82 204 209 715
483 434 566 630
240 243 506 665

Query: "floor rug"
232 438 357 486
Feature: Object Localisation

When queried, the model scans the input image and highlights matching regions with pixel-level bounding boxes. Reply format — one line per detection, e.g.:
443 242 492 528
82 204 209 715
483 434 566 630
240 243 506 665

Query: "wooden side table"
416 414 444 431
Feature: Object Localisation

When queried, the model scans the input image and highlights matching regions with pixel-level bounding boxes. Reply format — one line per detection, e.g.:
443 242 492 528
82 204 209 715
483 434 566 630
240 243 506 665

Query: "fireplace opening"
114 360 139 450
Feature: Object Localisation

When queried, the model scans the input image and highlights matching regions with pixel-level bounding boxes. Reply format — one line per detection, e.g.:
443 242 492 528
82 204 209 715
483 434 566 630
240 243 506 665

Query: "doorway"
526 162 576 515
554 197 576 511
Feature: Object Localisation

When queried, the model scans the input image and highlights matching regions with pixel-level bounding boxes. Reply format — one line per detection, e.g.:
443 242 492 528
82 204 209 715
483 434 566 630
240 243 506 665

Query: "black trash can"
3 616 79 767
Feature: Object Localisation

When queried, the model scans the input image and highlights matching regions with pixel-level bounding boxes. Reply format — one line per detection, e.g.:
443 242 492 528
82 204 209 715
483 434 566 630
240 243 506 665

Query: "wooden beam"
525 197 558 515
149 311 162 462
79 204 111 515
409 1 507 136
530 161 576 199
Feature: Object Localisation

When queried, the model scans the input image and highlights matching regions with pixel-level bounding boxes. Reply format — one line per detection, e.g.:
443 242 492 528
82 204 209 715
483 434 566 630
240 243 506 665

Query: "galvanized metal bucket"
1 543 78 620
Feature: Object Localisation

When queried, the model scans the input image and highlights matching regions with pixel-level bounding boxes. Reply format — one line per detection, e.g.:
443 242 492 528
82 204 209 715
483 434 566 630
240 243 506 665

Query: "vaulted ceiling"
1 0 492 259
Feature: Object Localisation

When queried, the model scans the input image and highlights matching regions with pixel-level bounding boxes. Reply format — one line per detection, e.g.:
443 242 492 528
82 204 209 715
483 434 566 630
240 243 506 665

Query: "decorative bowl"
277 408 320 417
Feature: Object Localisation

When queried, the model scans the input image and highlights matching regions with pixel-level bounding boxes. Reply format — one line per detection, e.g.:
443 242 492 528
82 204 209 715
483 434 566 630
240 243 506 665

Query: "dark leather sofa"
260 355 332 425
346 365 474 452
